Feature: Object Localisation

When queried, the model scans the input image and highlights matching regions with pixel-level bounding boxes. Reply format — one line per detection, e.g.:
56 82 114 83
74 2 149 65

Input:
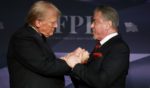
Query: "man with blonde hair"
7 1 71 88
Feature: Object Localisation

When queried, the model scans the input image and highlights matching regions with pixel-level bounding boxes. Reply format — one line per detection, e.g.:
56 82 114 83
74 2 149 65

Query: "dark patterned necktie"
94 40 101 52
91 41 103 59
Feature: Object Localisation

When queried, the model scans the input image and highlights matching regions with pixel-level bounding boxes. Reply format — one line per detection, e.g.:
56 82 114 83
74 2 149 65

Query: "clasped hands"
62 47 89 68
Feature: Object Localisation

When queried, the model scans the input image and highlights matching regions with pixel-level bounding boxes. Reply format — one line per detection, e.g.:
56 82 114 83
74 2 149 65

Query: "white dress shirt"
100 32 118 46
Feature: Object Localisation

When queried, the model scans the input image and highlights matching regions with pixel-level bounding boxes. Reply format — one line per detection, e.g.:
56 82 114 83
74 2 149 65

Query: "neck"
108 27 117 35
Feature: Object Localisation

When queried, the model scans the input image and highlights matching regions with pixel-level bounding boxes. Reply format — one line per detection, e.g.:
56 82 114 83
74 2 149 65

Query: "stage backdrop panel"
0 0 150 88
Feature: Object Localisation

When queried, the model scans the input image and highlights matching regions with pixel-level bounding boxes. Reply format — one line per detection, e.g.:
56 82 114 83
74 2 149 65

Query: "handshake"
61 47 89 68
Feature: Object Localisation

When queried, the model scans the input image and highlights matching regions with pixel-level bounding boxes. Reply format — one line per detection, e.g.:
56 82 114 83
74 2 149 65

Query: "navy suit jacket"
71 35 130 88
7 25 70 88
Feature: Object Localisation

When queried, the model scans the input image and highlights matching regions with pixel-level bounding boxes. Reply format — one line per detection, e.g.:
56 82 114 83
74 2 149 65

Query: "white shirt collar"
100 32 118 45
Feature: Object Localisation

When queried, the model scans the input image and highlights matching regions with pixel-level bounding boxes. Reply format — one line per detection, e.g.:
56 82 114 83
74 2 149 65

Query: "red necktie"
94 40 101 51
92 41 102 59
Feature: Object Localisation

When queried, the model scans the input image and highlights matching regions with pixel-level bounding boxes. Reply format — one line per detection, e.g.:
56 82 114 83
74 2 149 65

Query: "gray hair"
95 5 119 28
26 0 61 25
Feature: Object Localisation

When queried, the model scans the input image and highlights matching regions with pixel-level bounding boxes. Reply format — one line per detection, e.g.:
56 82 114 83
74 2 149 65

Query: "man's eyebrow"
91 19 95 22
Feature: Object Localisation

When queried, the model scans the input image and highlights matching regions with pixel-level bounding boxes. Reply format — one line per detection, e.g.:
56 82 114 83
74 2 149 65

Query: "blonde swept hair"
26 0 61 25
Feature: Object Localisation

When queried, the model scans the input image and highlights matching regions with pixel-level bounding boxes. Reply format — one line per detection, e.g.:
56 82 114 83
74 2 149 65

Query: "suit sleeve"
72 43 130 88
13 36 70 77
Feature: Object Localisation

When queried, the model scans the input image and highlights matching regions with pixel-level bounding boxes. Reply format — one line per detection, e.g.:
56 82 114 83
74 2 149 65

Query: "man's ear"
106 20 112 29
35 20 42 28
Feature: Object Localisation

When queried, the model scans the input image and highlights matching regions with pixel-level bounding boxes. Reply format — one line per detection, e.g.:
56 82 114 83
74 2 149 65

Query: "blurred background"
0 0 150 88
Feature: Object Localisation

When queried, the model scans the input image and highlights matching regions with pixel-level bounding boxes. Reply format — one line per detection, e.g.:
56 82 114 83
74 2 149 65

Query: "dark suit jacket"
7 25 70 88
71 35 130 88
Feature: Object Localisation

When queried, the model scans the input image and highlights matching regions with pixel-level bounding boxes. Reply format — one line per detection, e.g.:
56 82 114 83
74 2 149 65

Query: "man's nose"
54 23 58 28
91 23 94 29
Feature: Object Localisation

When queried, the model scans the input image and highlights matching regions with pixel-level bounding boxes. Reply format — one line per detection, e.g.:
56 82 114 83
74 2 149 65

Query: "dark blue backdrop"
0 0 150 88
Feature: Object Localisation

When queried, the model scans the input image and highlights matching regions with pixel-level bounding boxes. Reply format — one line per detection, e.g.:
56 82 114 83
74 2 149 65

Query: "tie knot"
95 41 101 48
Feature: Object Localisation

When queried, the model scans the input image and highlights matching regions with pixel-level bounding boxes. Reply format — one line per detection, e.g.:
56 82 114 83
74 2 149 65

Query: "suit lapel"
100 35 121 54
87 35 121 70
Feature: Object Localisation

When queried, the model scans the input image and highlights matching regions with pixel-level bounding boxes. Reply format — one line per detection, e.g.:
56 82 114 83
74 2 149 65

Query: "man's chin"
92 35 97 40
46 33 54 37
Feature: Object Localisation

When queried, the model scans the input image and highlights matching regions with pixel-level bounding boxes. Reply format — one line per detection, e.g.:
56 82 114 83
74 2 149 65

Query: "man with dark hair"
65 5 130 88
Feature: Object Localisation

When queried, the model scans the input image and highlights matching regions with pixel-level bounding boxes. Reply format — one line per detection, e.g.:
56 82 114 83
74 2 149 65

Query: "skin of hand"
65 54 82 68
63 47 89 64
81 50 89 63
63 47 83 61
73 48 89 63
